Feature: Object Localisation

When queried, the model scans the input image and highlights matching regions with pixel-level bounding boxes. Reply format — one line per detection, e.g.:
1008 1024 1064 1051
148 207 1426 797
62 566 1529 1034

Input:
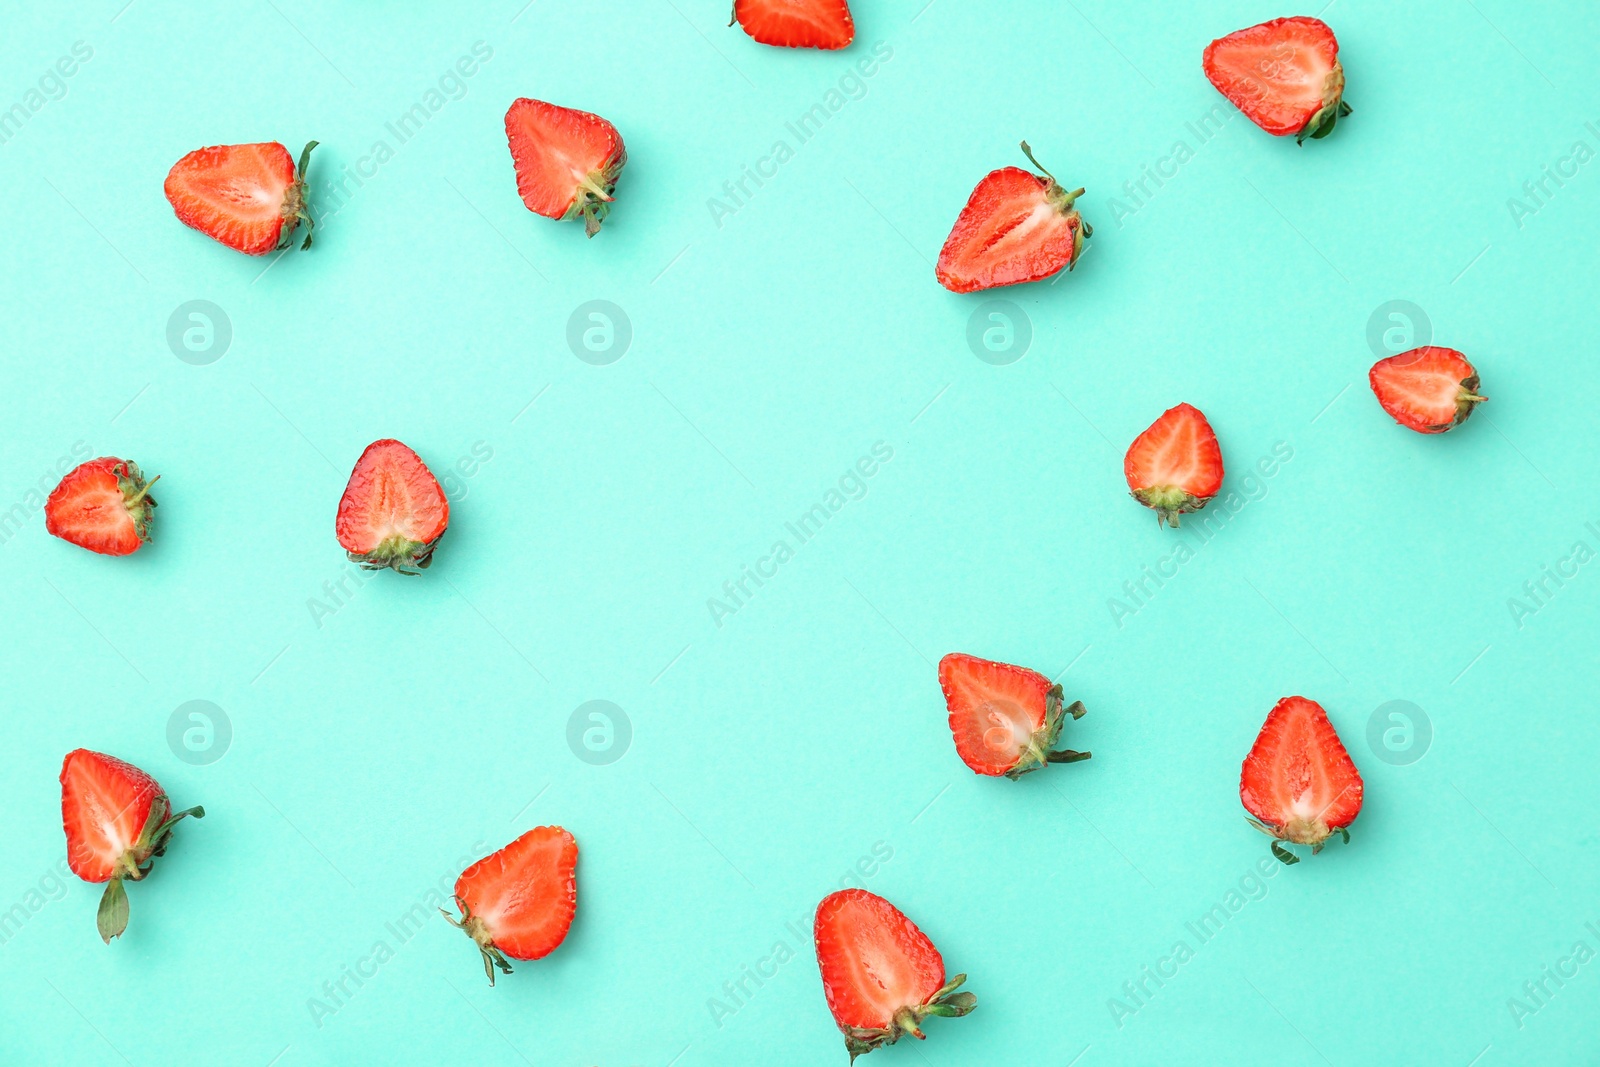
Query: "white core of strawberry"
78 791 137 869
979 700 1031 759
220 176 284 218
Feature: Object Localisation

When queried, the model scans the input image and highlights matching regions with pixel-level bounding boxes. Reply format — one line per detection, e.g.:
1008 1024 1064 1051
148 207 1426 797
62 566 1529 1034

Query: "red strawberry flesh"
335 440 449 573
449 826 578 984
1240 696 1363 857
937 144 1089 293
60 749 203 942
61 749 162 883
1203 17 1346 140
733 0 855 50
814 888 973 1058
1369 346 1486 433
939 652 1089 778
505 99 626 237
164 141 316 255
45 457 158 556
1124 403 1224 527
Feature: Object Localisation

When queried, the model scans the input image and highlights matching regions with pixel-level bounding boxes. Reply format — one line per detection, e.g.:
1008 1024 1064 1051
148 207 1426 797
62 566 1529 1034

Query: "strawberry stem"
125 474 159 507
1018 140 1056 185
892 1008 925 1040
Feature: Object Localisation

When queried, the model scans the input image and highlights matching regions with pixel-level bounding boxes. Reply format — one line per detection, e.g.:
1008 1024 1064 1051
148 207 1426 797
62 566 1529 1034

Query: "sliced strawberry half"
939 652 1090 779
1203 16 1349 143
1124 403 1224 528
164 141 317 255
60 749 203 942
505 98 626 237
335 440 449 574
936 142 1091 293
815 888 974 1060
45 457 159 556
1369 346 1486 434
444 826 578 985
732 0 854 50
1240 697 1364 865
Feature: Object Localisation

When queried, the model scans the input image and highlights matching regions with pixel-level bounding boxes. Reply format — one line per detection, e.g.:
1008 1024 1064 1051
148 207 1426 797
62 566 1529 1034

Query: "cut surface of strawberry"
1369 346 1486 434
164 141 317 255
335 440 449 574
1203 17 1349 142
60 749 203 942
45 457 158 556
939 652 1089 779
732 0 854 50
1240 696 1363 864
936 142 1090 293
1124 403 1224 528
814 889 974 1060
445 826 578 985
505 98 626 237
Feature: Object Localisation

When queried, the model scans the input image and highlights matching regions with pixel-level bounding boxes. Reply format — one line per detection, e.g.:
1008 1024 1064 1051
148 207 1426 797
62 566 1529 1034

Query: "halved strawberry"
444 826 578 985
60 749 203 942
732 0 854 50
814 888 974 1060
1369 347 1486 434
45 457 158 556
164 141 317 255
335 440 449 574
939 652 1090 779
1240 697 1363 865
1124 403 1224 528
936 142 1091 293
505 98 626 237
1203 17 1350 142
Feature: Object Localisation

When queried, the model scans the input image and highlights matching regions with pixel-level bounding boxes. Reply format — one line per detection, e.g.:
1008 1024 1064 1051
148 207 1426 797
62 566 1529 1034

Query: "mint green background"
3 1 1599 1064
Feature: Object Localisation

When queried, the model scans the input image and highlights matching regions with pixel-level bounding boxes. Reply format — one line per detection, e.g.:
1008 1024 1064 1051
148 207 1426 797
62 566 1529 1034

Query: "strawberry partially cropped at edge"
45 457 158 556
937 142 1091 293
815 888 974 1061
505 98 626 237
732 0 854 50
164 141 317 255
1240 697 1363 865
1124 403 1224 528
335 440 449 574
939 652 1090 779
1369 346 1486 434
443 826 578 985
1204 17 1350 143
61 749 204 943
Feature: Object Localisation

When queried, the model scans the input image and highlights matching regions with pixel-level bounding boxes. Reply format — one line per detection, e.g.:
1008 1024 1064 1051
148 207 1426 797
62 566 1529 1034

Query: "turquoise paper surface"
2 1 1598 1064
